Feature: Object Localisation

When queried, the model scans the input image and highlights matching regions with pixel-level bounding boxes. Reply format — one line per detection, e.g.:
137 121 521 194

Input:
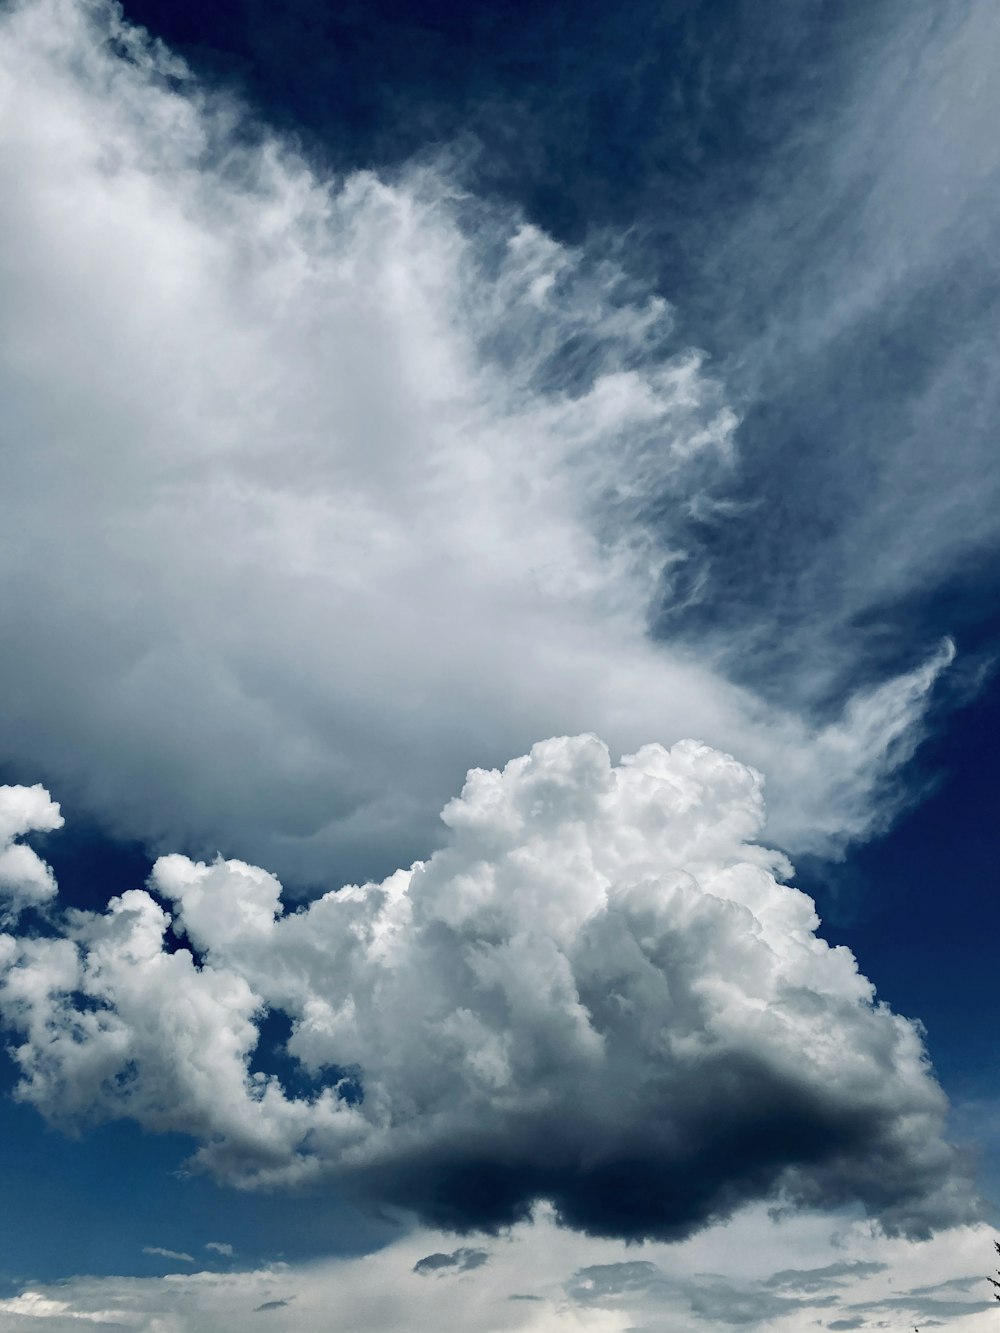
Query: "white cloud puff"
0 784 63 920
0 0 951 886
0 738 972 1240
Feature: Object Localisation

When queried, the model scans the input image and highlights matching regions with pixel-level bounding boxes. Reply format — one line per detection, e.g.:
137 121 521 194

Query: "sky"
0 0 999 1328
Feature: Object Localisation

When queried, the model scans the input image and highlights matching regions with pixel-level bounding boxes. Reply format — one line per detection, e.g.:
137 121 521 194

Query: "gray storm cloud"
0 738 974 1241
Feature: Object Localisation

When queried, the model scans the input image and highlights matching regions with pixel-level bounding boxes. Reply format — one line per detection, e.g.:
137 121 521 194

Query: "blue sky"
0 0 998 1328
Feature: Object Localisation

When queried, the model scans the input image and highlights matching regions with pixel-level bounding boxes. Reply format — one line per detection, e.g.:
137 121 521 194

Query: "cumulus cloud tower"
0 739 972 1240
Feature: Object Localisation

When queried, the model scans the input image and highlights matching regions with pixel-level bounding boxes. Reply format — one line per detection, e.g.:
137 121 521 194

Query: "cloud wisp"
142 1246 194 1264
664 2 1000 699
0 0 955 887
0 739 974 1241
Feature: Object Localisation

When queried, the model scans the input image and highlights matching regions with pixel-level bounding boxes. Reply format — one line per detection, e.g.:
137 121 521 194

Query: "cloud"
566 1260 663 1300
665 2 1000 698
142 1247 194 1264
563 1257 839 1326
0 784 63 921
413 1248 489 1276
0 0 954 890
0 1207 994 1332
206 1242 234 1257
0 1289 126 1323
0 737 973 1241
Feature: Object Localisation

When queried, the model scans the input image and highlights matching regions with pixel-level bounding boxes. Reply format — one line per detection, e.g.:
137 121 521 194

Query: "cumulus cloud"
0 0 952 887
0 738 973 1240
0 784 63 921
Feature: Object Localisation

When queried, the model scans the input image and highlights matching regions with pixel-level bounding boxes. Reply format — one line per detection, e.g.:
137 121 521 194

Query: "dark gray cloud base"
355 1054 963 1240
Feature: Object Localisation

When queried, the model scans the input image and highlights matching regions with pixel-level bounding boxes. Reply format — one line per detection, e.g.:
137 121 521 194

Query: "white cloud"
0 0 952 887
142 1248 194 1265
0 784 63 920
205 1242 234 1257
0 1207 995 1332
0 738 972 1239
0 1289 126 1323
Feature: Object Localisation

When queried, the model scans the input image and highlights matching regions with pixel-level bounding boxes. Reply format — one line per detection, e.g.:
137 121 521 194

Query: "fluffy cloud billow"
0 0 953 888
0 739 973 1241
0 784 63 921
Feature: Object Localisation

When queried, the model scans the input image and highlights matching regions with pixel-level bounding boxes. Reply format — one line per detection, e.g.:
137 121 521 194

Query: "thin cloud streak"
0 1207 994 1331
668 1 1000 700
142 1247 194 1264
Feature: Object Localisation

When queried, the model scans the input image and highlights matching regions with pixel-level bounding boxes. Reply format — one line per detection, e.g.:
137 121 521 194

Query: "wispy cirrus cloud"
666 2 1000 701
0 0 954 890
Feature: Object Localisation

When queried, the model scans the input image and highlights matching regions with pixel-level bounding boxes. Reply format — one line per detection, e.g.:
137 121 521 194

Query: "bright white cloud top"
0 784 63 921
0 0 953 888
0 738 972 1239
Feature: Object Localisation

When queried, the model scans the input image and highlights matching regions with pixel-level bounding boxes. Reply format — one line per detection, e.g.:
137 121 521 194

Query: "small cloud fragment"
143 1246 194 1263
413 1247 490 1276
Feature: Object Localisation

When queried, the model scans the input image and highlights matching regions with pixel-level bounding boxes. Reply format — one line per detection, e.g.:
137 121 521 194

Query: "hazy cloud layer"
0 1206 993 1332
666 2 1000 697
0 0 954 886
0 738 972 1239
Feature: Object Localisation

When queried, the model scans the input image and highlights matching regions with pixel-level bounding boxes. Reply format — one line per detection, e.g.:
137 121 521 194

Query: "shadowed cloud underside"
0 736 974 1240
